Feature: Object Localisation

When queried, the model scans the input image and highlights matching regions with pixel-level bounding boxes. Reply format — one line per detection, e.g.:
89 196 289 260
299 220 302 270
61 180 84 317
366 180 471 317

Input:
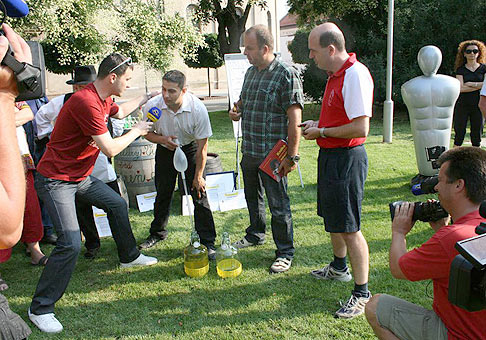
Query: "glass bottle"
183 230 209 278
216 232 242 278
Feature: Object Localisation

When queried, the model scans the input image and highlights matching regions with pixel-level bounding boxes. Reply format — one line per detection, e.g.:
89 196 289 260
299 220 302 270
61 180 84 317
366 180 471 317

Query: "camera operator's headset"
0 0 44 101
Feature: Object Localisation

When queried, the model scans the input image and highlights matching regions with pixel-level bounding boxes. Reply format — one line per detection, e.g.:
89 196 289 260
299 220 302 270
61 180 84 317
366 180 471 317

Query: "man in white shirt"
139 70 216 259
36 65 97 142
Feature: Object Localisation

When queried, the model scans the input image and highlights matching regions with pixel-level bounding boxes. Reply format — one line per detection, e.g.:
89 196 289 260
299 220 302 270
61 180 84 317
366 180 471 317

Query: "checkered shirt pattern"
240 58 304 158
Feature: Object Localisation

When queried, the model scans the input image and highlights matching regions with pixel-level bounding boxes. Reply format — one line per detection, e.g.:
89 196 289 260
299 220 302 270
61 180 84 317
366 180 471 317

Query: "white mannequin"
401 46 460 176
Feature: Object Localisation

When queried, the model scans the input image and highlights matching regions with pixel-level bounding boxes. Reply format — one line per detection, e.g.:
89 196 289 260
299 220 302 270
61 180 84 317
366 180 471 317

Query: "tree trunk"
207 67 211 97
216 6 247 56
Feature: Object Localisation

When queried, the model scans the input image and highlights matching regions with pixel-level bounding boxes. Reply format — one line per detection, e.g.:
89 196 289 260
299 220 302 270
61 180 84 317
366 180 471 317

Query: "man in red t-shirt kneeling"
28 53 160 334
365 147 486 340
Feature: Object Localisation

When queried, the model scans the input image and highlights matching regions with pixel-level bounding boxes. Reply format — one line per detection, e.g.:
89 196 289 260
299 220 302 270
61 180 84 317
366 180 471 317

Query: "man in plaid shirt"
229 25 304 273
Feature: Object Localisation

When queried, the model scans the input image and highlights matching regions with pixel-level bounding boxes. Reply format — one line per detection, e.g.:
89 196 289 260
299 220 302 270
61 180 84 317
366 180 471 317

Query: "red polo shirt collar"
328 53 357 78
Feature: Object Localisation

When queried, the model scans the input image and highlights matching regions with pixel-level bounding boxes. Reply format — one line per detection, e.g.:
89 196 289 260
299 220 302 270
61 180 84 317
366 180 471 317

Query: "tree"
287 0 486 106
193 0 267 56
184 34 224 97
108 0 203 72
9 0 204 75
287 29 327 103
11 0 111 74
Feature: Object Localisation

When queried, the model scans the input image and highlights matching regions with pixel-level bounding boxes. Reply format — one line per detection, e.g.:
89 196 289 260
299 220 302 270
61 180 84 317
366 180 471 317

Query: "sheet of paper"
224 53 280 139
182 195 194 216
219 189 247 212
224 54 251 110
136 191 157 212
92 207 112 238
224 54 250 139
206 171 235 211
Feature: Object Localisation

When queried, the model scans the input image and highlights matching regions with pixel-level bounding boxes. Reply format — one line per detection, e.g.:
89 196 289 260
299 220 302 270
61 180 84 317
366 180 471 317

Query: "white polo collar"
157 93 191 115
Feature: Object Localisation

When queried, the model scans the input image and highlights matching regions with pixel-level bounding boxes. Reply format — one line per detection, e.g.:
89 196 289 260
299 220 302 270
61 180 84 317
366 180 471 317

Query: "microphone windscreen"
479 201 486 219
3 0 29 17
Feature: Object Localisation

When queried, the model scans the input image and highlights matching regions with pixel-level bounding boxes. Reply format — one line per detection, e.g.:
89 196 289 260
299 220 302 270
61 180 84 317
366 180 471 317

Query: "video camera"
0 0 45 101
389 200 448 222
448 202 486 312
389 175 448 222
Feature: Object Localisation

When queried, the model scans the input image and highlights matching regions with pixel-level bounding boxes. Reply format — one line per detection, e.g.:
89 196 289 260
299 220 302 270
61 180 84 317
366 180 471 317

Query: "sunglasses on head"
109 57 133 73
465 49 479 54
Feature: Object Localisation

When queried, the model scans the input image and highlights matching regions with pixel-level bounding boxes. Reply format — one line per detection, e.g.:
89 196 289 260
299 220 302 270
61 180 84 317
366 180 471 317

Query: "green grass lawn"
3 106 444 339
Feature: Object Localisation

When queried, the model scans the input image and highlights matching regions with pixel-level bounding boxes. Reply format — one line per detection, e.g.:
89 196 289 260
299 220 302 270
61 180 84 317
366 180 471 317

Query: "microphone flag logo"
147 107 161 122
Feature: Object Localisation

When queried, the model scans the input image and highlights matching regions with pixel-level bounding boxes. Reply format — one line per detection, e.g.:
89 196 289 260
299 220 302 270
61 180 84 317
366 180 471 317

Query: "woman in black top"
453 40 486 147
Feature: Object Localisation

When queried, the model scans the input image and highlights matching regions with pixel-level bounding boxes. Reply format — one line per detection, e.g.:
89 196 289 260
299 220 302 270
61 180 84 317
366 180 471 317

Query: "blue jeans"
241 154 294 259
33 137 55 236
31 175 140 315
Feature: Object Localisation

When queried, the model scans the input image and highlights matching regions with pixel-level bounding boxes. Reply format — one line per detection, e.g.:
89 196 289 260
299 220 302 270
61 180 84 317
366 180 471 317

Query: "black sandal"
31 255 48 266
0 276 8 291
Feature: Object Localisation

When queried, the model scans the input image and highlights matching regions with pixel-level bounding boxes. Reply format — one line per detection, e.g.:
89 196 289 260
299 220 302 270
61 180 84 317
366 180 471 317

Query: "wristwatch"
287 154 300 164
320 127 327 138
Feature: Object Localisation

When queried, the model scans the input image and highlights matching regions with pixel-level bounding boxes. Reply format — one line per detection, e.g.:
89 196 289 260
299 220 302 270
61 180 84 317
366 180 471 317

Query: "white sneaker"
334 291 372 319
28 309 63 333
310 264 352 282
232 237 264 249
120 253 158 268
270 257 292 273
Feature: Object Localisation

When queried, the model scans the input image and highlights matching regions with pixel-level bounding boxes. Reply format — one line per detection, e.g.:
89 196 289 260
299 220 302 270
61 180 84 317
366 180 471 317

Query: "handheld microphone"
146 106 161 122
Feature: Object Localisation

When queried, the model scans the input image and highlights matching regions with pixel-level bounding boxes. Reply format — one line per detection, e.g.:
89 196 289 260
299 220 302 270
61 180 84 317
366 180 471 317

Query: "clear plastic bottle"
183 230 209 278
216 232 242 278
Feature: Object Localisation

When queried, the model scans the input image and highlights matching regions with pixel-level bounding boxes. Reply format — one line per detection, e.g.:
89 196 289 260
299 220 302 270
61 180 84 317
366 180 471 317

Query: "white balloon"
173 146 188 173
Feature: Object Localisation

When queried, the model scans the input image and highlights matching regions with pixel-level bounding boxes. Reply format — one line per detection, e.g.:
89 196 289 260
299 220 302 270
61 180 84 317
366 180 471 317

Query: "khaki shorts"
0 293 31 340
376 294 447 340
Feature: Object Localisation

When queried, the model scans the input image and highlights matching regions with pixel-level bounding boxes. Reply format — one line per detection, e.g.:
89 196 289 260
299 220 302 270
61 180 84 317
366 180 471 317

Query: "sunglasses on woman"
465 49 479 54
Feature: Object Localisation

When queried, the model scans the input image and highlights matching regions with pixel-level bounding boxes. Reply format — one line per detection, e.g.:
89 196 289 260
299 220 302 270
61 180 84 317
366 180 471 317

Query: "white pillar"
383 0 395 143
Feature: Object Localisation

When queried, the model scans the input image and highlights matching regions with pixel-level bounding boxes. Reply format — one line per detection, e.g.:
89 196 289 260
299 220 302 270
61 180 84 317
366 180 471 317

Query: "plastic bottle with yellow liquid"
216 232 242 278
184 230 209 278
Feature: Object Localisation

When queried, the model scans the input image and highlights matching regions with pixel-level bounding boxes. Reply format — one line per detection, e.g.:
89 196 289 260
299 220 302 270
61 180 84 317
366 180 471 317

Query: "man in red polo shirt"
365 147 486 340
301 22 373 319
28 53 159 333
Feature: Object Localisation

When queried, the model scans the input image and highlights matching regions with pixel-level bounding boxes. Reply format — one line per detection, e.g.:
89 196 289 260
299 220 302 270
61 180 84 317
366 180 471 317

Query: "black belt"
34 136 50 145
320 144 363 152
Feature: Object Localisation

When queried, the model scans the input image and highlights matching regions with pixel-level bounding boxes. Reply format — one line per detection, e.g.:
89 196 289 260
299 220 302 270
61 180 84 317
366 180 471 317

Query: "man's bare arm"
0 24 31 248
92 121 152 158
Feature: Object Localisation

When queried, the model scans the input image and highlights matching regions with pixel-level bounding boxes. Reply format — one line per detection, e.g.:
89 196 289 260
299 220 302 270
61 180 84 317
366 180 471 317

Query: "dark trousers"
150 143 216 248
76 179 120 250
241 154 294 259
34 136 55 236
31 175 140 315
454 103 483 147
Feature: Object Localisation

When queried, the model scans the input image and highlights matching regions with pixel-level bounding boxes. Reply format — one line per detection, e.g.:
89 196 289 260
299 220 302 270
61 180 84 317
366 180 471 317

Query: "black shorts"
317 145 368 233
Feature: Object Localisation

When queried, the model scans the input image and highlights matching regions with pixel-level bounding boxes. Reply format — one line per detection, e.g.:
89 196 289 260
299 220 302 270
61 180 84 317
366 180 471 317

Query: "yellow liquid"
184 256 209 278
216 258 242 278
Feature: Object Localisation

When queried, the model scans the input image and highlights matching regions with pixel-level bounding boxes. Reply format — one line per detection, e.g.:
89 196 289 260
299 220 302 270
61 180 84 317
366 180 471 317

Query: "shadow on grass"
14 267 401 339
22 262 430 339
4 216 436 339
